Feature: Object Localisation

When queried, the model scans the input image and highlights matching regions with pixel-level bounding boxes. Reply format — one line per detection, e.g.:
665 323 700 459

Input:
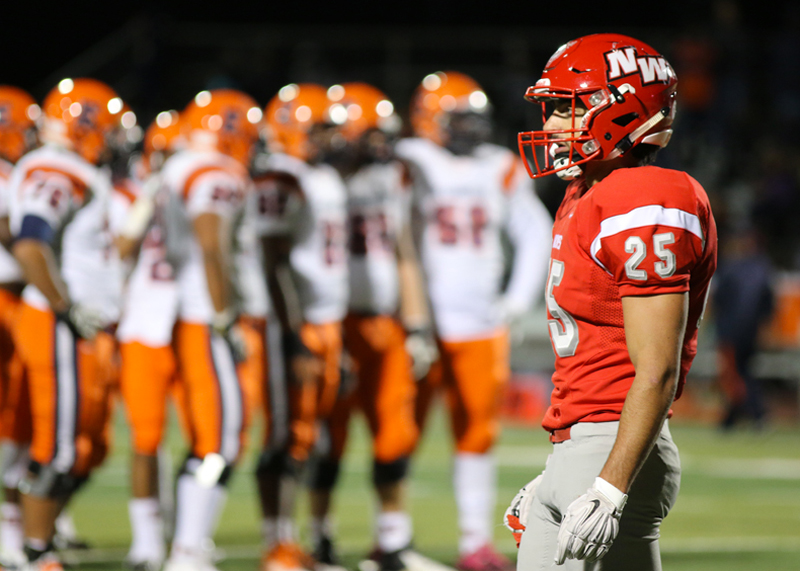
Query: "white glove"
503 473 543 547
119 177 159 241
213 309 248 364
404 328 438 381
555 477 627 565
497 295 527 325
57 303 107 340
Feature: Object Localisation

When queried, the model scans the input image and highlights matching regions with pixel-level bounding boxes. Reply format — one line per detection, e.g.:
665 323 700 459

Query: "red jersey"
542 166 717 432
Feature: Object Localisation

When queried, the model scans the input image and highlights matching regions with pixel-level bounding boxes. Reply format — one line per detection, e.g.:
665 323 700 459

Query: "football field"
64 402 800 571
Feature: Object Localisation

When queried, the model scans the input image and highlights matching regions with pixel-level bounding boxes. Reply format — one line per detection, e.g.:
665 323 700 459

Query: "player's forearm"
201 249 229 313
598 369 677 493
12 239 70 312
601 292 687 493
114 235 141 261
397 257 430 329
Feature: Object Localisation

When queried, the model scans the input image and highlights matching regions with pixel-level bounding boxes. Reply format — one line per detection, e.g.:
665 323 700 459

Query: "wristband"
594 477 628 511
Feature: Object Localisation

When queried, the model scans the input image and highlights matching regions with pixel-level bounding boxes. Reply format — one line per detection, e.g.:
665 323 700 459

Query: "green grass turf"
63 402 800 570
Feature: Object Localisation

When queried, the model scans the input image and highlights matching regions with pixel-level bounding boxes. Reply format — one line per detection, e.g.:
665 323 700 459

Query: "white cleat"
163 551 220 571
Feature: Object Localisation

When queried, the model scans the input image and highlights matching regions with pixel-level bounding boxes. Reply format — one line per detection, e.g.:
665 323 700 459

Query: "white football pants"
517 420 681 571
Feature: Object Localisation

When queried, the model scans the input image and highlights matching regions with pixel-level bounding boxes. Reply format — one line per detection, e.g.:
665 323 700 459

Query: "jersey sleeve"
183 168 246 220
502 159 553 312
252 172 304 237
12 168 80 235
579 168 708 297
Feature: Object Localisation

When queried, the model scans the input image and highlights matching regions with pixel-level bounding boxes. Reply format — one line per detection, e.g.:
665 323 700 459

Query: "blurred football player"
49 96 141 555
0 85 39 564
395 71 553 571
503 34 717 570
154 89 261 571
254 83 348 571
7 77 124 571
116 110 185 571
305 83 439 571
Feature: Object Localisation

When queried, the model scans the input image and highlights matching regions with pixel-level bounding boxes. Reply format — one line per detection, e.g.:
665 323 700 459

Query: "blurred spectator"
713 224 775 429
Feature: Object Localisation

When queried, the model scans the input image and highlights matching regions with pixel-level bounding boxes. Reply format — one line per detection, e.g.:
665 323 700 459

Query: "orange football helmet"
410 71 491 150
325 82 400 141
182 89 263 166
264 83 330 161
143 110 186 173
0 86 39 164
41 78 123 165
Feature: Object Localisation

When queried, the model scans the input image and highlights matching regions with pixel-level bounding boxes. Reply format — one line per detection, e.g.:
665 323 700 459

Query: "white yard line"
660 536 800 553
681 455 800 480
496 445 800 480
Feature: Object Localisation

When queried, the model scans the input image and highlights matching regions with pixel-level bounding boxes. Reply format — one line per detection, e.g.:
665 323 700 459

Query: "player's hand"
503 473 543 547
555 477 627 565
212 309 248 363
404 327 438 381
57 303 106 340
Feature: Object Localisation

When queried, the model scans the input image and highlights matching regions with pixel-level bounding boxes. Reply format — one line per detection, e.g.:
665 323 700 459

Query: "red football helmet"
41 78 123 165
410 71 491 151
182 89 263 166
326 82 400 141
518 34 678 179
0 86 39 164
264 83 330 161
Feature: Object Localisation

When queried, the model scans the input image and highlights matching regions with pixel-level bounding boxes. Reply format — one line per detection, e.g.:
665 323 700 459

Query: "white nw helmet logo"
605 47 669 84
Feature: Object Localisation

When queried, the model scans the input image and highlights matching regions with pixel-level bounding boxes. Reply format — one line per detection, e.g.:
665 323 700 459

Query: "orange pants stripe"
15 303 114 476
416 330 510 454
325 314 417 463
175 322 249 462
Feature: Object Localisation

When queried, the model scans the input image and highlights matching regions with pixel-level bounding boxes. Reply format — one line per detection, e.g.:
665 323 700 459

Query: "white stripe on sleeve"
590 205 704 272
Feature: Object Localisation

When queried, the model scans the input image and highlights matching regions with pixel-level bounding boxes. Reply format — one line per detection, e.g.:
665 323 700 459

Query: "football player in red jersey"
503 34 717 570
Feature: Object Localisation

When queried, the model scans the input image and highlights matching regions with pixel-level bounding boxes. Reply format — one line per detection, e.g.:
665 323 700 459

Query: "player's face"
543 99 587 133
543 99 588 159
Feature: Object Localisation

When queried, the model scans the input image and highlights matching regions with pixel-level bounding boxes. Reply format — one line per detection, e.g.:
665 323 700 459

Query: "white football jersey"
253 152 348 324
0 159 23 284
160 149 251 324
345 160 410 315
395 137 552 341
8 145 115 315
116 174 181 346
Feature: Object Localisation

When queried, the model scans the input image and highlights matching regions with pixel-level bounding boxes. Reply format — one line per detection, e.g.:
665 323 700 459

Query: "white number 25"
624 232 676 280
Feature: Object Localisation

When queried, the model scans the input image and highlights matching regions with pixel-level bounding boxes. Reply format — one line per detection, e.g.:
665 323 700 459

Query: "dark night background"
4 0 800 265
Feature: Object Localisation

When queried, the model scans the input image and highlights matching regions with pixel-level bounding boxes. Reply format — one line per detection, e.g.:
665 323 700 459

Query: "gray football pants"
517 421 681 571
